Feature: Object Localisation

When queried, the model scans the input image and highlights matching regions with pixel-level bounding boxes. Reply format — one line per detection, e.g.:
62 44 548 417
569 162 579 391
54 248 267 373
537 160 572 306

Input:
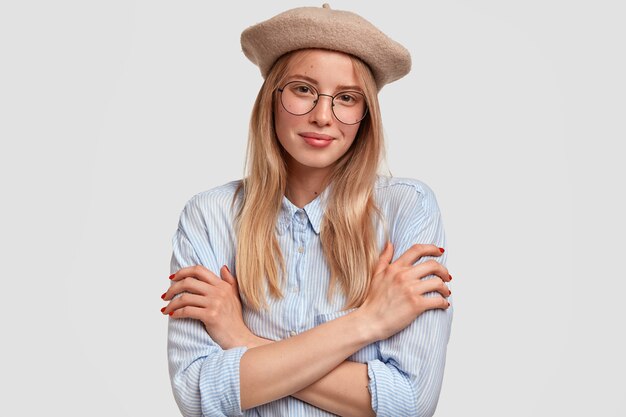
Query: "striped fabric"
167 175 453 417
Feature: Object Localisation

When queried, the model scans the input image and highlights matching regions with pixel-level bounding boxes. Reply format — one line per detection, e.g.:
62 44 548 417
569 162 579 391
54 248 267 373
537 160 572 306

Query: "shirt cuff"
367 359 417 417
199 346 248 416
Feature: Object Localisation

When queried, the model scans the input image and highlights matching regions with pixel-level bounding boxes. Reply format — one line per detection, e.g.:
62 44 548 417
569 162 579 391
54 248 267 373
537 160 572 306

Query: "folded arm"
167 182 453 417
235 337 372 416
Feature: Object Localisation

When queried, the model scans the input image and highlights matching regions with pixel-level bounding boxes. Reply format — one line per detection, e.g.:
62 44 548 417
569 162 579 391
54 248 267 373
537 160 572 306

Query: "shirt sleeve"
367 180 453 417
167 195 247 417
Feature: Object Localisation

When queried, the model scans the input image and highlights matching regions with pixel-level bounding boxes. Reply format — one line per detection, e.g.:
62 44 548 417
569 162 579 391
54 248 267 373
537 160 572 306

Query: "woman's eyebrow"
287 74 363 92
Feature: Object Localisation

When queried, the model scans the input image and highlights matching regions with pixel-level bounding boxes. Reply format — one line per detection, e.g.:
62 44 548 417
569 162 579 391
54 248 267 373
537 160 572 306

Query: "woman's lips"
299 132 334 140
299 132 334 148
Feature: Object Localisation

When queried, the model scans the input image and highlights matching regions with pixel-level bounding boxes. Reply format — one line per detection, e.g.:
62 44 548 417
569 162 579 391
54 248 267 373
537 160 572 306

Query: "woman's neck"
285 170 331 209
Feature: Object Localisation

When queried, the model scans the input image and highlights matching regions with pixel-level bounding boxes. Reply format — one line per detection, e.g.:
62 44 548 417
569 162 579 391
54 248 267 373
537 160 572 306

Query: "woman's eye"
290 83 314 95
338 94 356 103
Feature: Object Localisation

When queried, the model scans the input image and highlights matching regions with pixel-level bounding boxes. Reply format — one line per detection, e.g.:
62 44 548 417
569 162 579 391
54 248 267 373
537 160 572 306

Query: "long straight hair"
232 48 390 310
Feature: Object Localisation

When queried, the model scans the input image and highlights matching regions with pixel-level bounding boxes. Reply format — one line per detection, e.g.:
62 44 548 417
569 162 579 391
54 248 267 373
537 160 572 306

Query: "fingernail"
447 302 451 307
439 247 445 253
225 265 230 273
169 274 175 280
161 292 166 299
168 312 173 316
449 274 452 281
160 307 166 313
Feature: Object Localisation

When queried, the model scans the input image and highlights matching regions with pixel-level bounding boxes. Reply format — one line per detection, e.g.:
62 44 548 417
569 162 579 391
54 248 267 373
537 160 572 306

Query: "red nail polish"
169 274 175 280
439 247 445 253
225 265 230 273
449 274 452 281
447 302 450 307
161 292 166 299
168 312 173 316
160 307 166 313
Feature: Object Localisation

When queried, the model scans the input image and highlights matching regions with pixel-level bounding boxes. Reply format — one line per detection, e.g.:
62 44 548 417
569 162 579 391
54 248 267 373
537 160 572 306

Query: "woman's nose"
308 94 334 125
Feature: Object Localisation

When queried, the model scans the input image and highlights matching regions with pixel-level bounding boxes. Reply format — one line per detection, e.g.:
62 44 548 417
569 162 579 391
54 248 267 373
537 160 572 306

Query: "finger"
220 265 237 288
394 244 444 268
373 241 394 276
409 259 451 282
421 295 451 312
171 265 222 286
415 277 452 298
167 305 207 320
162 293 208 315
163 277 209 301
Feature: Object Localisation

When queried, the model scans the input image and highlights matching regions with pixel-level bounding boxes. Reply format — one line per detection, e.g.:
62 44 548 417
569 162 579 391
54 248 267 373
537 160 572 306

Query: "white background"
1 0 624 415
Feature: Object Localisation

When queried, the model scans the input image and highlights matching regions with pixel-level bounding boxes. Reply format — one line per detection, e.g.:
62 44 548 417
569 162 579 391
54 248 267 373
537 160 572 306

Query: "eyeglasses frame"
277 80 369 125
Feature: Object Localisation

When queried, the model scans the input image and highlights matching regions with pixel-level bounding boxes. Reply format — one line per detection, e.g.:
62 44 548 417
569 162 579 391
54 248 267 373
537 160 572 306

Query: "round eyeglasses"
277 80 368 125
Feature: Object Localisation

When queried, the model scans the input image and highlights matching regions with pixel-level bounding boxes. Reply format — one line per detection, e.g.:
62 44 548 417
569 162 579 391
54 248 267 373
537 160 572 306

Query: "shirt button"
289 331 297 337
297 246 304 253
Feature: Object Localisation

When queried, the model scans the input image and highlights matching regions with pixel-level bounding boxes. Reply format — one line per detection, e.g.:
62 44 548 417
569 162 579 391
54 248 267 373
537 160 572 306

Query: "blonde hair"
232 49 390 310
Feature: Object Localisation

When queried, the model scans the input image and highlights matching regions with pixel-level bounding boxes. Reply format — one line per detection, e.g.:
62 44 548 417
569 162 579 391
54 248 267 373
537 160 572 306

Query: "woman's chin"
293 157 336 170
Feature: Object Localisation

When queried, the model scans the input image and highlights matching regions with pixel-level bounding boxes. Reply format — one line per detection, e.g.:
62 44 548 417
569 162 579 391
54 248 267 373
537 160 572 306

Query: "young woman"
161 5 453 417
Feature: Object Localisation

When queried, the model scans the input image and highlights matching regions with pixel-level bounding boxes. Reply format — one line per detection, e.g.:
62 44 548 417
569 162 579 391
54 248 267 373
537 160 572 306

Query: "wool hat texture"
240 3 412 90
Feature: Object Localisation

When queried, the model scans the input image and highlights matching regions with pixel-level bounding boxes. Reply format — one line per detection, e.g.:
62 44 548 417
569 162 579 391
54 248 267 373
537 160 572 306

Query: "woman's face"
274 49 363 176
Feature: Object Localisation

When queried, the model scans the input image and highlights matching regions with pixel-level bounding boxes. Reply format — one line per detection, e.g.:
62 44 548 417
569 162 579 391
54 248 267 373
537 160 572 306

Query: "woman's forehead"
286 49 360 88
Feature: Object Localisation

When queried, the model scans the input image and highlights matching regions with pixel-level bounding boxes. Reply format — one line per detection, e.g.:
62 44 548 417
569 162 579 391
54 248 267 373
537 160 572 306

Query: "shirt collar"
276 184 332 236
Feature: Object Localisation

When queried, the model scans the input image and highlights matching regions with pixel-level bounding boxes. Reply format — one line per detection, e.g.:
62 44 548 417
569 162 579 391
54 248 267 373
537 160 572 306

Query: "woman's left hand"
161 264 252 350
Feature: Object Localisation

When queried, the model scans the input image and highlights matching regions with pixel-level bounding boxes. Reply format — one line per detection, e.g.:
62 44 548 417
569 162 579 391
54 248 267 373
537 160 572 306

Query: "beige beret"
240 3 411 90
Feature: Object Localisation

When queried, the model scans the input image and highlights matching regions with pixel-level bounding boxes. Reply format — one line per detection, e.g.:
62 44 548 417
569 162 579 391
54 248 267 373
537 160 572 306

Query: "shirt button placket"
289 209 308 339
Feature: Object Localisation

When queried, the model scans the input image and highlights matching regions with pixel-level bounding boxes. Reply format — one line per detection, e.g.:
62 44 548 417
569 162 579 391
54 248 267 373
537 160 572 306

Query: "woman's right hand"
358 242 452 341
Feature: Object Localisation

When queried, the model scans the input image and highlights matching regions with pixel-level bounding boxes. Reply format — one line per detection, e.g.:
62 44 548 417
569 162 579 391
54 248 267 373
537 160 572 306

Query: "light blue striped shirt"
167 175 453 417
